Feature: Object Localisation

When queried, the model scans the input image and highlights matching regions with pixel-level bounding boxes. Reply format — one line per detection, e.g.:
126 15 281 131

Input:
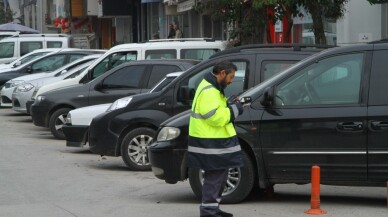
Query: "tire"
120 127 156 171
49 108 72 140
188 149 255 204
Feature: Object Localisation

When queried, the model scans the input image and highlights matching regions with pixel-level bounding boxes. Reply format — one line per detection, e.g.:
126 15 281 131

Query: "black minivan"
86 44 328 171
149 41 388 204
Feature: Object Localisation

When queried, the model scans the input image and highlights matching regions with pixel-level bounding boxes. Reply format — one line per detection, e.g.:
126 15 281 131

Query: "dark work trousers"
200 169 229 217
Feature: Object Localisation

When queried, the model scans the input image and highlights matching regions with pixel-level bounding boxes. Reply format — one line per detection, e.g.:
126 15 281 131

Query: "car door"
366 49 388 182
87 64 148 105
260 52 368 183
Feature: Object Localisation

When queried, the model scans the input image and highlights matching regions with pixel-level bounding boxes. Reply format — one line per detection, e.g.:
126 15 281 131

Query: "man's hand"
230 98 243 118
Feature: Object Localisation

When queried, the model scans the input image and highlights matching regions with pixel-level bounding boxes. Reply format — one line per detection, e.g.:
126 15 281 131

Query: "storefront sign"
177 0 195 13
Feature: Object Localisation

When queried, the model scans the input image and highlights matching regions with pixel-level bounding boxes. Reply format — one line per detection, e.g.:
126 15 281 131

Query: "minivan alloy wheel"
188 149 255 204
121 127 156 171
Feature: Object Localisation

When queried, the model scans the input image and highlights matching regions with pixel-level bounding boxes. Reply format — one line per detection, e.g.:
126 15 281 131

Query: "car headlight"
36 95 45 103
14 83 34 93
157 127 181 142
4 80 23 89
107 97 132 112
10 80 24 87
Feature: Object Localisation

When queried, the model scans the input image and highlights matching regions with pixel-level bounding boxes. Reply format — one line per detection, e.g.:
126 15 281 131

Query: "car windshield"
64 65 89 79
13 52 51 67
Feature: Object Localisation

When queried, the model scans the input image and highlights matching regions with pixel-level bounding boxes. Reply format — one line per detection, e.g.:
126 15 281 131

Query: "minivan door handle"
337 122 363 131
370 121 388 130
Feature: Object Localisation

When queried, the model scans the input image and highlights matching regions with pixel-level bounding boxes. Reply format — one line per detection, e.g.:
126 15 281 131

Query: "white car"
11 57 101 114
63 71 184 147
1 54 103 108
31 39 226 103
0 48 60 71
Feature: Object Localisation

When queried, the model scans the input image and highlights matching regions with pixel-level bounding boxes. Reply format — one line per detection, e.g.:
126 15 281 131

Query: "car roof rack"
148 38 217 42
368 38 388 44
11 34 68 38
210 43 335 58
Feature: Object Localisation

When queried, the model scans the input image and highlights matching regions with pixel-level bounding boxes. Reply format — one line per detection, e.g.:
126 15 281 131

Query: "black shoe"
218 210 233 217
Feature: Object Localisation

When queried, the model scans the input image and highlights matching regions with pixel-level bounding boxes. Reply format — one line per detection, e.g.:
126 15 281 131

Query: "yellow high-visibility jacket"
188 73 243 170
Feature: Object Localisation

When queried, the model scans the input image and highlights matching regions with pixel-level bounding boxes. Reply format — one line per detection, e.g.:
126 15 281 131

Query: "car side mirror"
13 61 22 67
260 87 274 107
178 85 195 105
59 69 67 75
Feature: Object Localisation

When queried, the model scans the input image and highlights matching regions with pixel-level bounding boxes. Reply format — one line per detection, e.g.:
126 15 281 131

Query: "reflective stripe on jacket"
188 78 243 170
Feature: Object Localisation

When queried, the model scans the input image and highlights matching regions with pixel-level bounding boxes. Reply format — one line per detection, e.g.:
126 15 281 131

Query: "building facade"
11 1 388 49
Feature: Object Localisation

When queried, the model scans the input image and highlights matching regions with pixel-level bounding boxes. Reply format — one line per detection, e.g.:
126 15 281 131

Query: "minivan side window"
147 65 181 88
20 42 43 56
181 49 219 60
261 61 297 81
0 42 14 58
274 53 363 106
91 51 137 80
183 61 247 98
102 65 146 88
369 50 388 105
145 50 176 59
47 41 63 48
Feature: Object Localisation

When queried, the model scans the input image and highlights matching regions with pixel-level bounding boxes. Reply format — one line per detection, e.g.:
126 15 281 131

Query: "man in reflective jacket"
188 61 244 217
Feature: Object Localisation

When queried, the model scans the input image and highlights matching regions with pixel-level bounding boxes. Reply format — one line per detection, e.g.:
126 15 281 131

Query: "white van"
0 34 73 64
32 38 226 100
0 32 20 41
302 31 337 45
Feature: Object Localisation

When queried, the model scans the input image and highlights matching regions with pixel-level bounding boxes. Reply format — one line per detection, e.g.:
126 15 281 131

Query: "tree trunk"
306 2 327 45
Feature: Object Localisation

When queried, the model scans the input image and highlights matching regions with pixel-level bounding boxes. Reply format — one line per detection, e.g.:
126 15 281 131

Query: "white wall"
8 0 21 23
337 1 382 45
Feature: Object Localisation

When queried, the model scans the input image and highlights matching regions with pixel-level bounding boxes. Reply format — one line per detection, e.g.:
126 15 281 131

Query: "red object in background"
267 9 292 43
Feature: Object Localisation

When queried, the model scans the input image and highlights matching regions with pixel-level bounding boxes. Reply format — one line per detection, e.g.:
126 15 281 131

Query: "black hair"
212 60 237 75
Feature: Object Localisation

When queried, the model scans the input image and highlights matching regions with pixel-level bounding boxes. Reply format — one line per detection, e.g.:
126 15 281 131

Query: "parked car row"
55 43 331 200
10 40 387 205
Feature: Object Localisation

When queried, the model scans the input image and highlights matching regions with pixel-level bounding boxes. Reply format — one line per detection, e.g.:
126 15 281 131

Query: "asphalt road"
0 108 387 217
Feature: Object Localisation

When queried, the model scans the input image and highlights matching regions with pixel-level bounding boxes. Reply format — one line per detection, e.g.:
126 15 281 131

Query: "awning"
141 0 162 3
